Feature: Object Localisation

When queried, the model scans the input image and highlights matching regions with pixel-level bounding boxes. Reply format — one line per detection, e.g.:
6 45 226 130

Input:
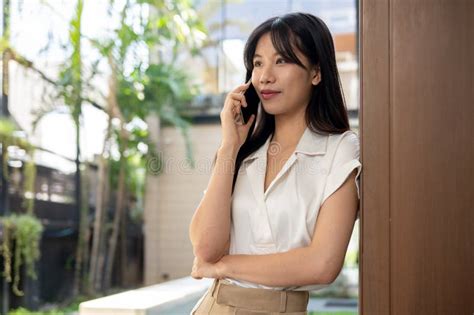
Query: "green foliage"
8 293 96 314
0 118 34 153
9 306 75 314
22 159 36 214
0 118 37 214
138 0 207 60
89 0 208 223
0 119 39 299
57 0 84 121
31 0 86 133
8 289 108 314
0 214 44 296
1 0 208 299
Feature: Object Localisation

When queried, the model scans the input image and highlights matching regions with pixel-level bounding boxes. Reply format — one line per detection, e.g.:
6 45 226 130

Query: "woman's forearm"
217 246 333 287
189 144 238 263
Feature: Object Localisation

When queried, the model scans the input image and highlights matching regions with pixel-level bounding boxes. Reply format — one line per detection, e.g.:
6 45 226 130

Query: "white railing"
79 277 212 315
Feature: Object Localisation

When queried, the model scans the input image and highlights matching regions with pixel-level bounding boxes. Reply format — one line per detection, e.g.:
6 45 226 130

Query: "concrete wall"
144 122 222 285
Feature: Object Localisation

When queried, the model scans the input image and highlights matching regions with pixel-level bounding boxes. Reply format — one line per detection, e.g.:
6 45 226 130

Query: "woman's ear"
311 65 322 86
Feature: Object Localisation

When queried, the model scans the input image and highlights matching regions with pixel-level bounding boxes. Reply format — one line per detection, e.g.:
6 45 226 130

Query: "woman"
189 12 362 315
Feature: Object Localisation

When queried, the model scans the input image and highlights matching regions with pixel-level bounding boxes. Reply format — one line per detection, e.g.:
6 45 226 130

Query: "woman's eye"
253 58 287 67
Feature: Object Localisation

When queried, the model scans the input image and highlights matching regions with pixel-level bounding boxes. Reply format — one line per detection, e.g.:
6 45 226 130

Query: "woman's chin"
264 108 286 116
261 103 283 115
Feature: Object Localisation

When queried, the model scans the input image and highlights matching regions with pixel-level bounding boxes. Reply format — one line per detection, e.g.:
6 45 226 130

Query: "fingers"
191 272 202 280
226 81 251 115
191 259 202 279
244 114 256 127
223 93 247 124
221 81 252 129
232 79 251 94
229 93 247 107
235 113 255 127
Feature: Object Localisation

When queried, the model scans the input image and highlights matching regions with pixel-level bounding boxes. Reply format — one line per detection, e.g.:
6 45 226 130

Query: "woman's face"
251 32 321 117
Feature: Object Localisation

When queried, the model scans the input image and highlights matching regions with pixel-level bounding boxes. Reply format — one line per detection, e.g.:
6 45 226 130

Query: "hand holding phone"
220 80 257 150
235 78 259 125
234 79 252 125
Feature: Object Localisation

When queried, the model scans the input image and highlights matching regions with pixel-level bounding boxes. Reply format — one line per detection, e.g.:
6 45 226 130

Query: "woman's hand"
191 256 226 280
220 80 256 150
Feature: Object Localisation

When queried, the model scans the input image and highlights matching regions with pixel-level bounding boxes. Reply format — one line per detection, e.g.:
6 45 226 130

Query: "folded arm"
217 171 359 287
189 145 237 263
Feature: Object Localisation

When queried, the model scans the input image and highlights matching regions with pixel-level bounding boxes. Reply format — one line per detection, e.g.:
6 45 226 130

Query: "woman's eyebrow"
253 52 280 59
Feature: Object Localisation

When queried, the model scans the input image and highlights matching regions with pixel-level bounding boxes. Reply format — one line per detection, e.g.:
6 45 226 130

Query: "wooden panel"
359 0 391 313
361 0 474 313
391 0 474 313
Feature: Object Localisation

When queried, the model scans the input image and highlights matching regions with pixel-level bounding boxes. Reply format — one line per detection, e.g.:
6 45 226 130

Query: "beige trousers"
190 279 309 315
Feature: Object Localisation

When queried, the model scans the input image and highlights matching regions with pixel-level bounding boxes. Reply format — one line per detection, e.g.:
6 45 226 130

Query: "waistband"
210 279 309 313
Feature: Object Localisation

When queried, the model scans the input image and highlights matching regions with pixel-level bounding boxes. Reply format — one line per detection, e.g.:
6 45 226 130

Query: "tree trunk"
88 51 119 293
88 155 108 293
73 164 90 295
95 166 109 291
103 133 128 290
120 189 129 286
81 179 91 293
71 0 84 296
72 117 82 295
89 115 112 293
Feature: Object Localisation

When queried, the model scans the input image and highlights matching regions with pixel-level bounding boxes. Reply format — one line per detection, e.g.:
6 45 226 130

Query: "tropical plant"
0 116 43 296
1 0 208 297
0 214 43 296
0 118 36 213
86 0 207 291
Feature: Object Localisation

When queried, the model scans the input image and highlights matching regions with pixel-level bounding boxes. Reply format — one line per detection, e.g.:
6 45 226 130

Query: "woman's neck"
271 112 307 150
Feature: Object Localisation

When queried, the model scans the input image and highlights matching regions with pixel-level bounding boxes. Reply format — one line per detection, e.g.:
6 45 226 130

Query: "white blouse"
222 126 362 291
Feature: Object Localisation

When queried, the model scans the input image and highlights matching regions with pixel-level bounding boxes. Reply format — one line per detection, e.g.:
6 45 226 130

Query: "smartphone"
238 76 259 124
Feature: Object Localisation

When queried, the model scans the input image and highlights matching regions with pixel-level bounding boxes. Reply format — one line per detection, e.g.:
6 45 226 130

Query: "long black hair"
215 12 351 192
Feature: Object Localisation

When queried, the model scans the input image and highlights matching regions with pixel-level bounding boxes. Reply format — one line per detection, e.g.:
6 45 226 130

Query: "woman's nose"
259 67 276 84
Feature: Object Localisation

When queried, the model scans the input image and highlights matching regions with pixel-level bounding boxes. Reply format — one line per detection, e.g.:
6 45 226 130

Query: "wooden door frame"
359 0 391 313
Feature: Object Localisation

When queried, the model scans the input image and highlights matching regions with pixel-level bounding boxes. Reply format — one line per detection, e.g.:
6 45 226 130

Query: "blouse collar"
242 126 329 163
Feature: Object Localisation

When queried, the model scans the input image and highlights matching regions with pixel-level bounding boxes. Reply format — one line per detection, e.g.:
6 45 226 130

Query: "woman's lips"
261 92 281 100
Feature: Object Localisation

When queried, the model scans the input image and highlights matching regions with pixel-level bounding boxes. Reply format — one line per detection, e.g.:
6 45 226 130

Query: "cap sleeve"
322 131 362 204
